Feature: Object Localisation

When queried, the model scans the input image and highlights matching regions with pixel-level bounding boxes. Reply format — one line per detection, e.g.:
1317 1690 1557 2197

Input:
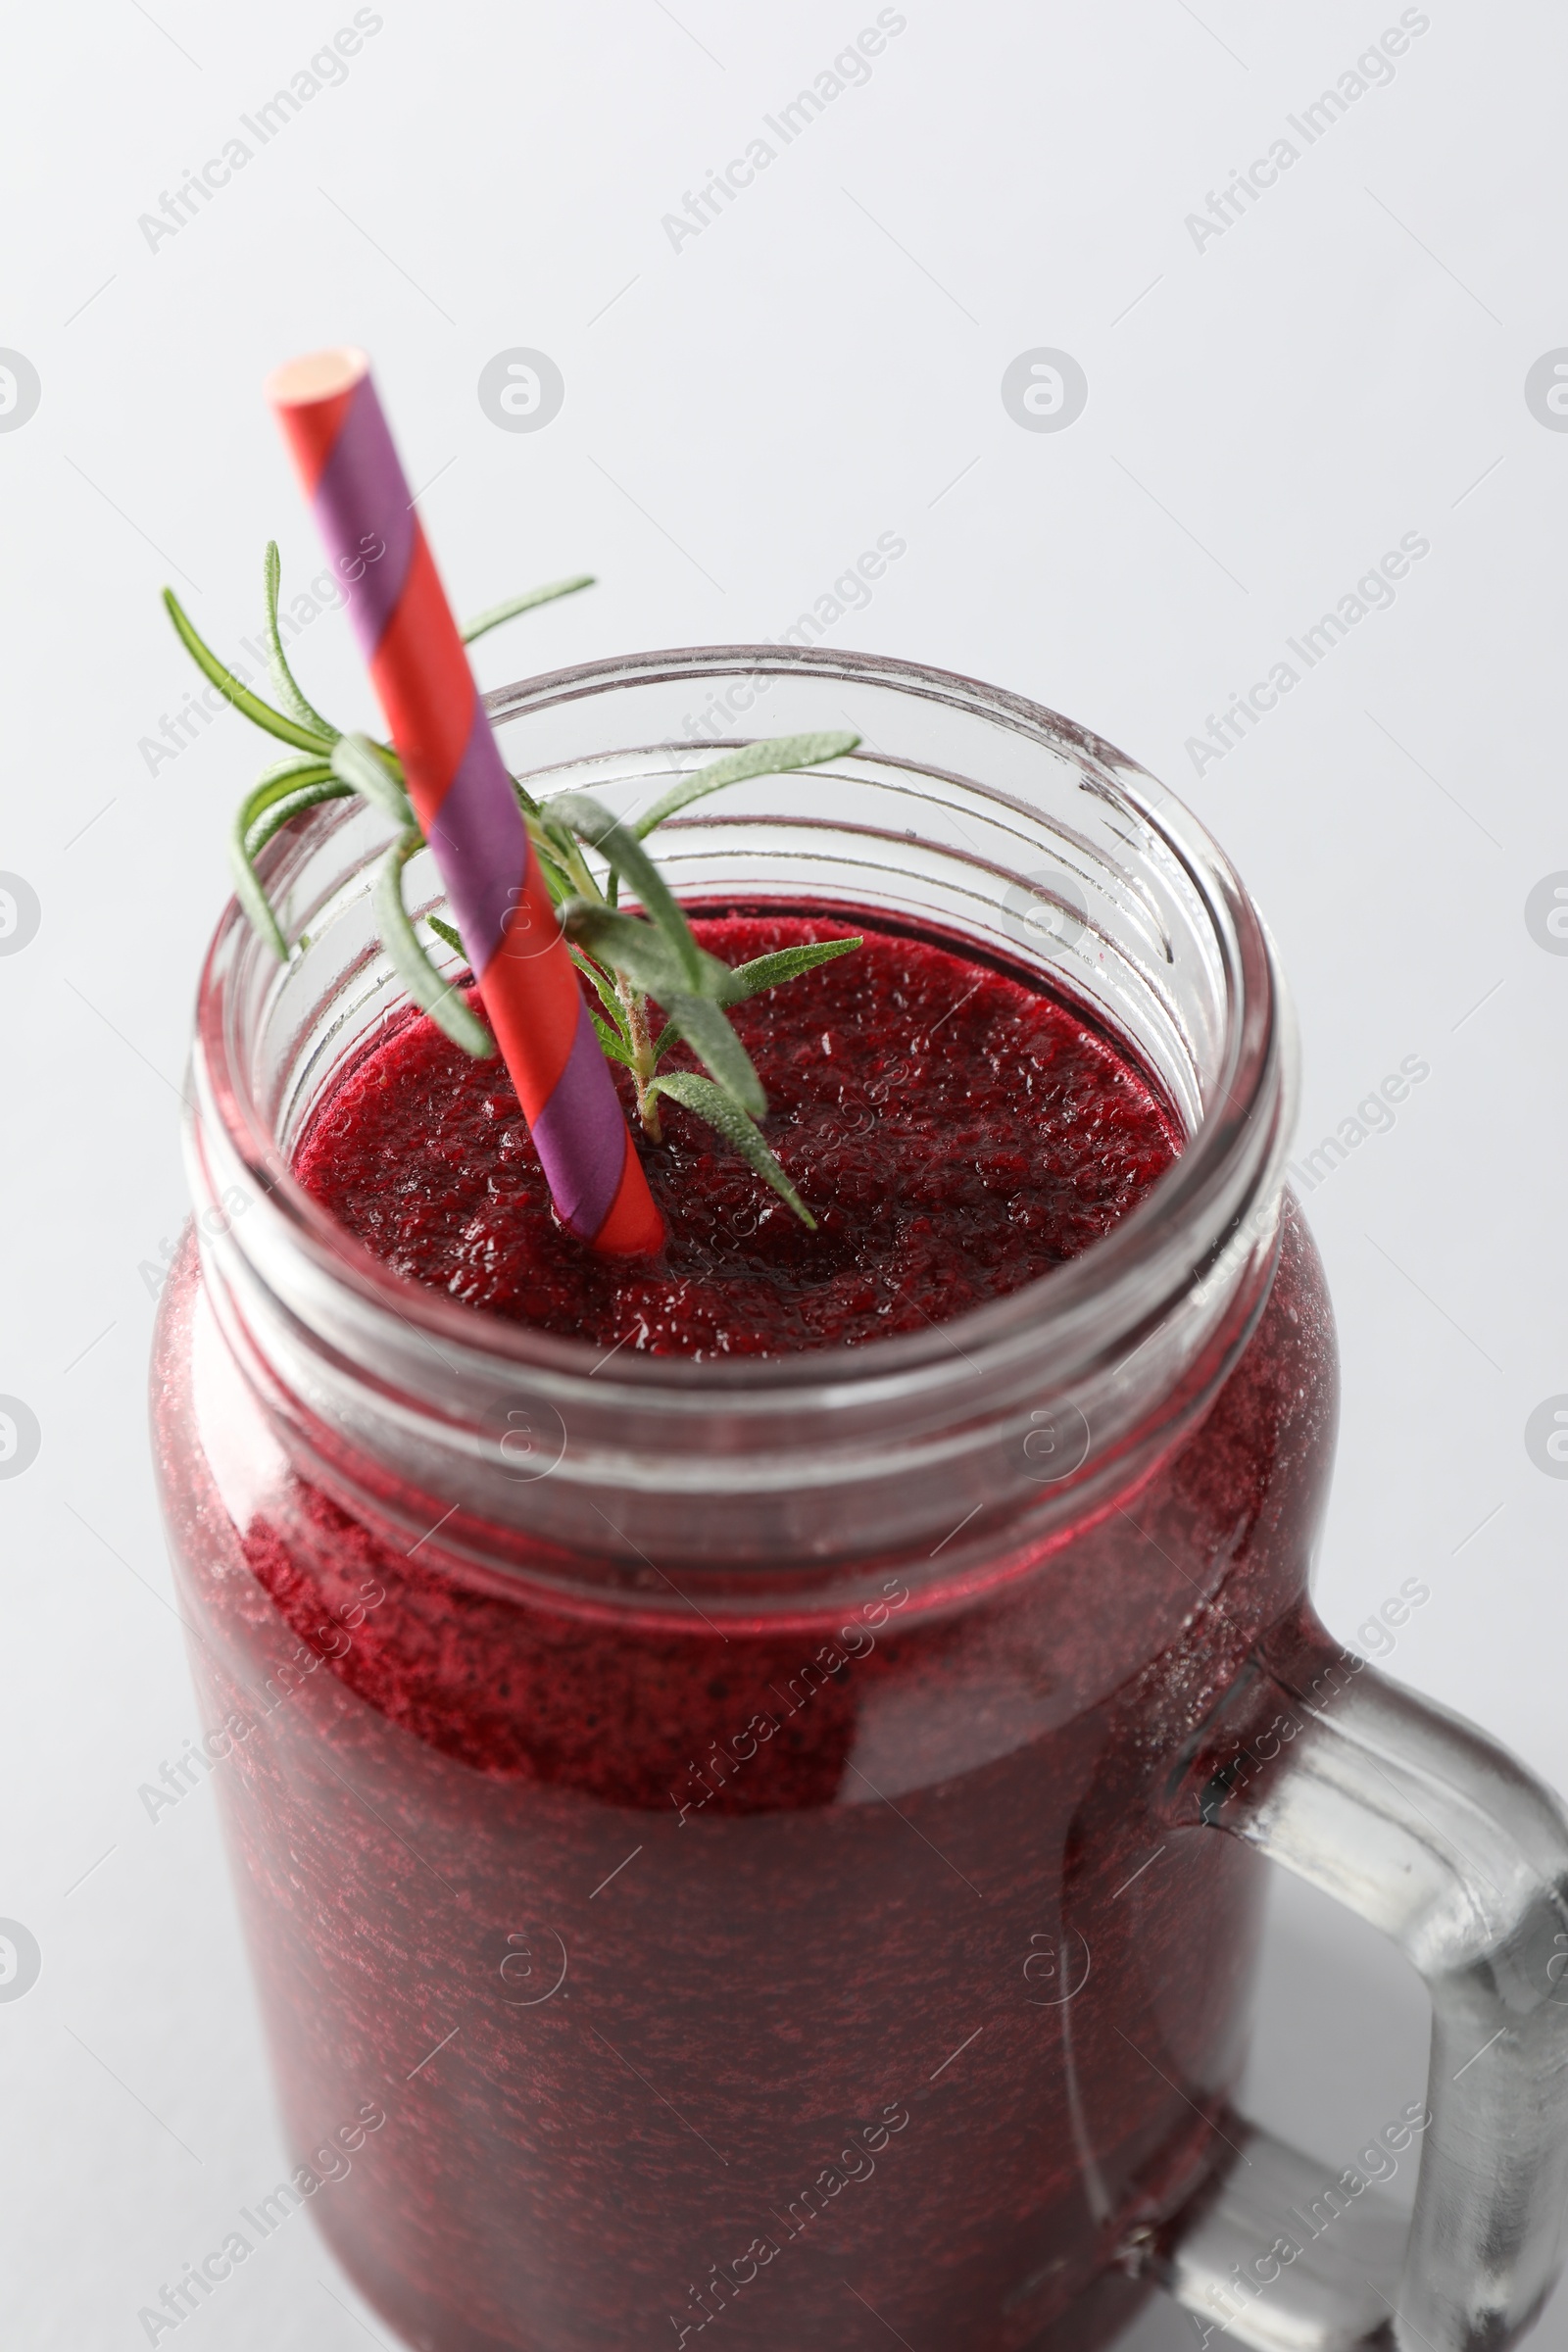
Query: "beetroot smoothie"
152 910 1337 2352
292 914 1183 1353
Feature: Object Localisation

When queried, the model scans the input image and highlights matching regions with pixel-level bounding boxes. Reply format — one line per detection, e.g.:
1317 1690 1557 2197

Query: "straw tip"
588 1143 666 1259
266 346 370 408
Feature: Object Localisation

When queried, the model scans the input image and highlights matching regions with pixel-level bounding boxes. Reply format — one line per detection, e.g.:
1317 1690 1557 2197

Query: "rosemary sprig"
163 550 863 1227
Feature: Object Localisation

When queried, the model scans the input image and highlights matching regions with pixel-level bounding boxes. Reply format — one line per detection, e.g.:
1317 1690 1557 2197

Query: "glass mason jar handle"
1157 1647 1568 2351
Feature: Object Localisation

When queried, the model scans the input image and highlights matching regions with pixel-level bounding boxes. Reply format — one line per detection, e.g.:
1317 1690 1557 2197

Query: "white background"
3 1 1566 2345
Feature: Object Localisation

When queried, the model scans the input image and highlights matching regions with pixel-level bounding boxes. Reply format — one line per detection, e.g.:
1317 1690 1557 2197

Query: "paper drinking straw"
266 348 663 1258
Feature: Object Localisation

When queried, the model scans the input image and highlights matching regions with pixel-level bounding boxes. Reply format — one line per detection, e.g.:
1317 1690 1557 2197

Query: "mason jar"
151 647 1568 2352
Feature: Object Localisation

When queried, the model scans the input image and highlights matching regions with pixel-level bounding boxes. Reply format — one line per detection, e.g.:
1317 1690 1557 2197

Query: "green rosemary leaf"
239 763 336 824
568 944 630 1032
263 542 337 739
331 731 415 829
460 574 596 645
560 900 691 1004
530 841 576 908
590 1009 637 1068
561 897 736 1006
632 730 860 839
722 935 864 1002
163 588 333 756
665 994 766 1119
427 914 466 958
373 830 497 1058
550 792 704 988
245 777 352 859
252 752 332 792
229 776 305 960
541 813 602 906
514 808 573 905
649 1072 814 1228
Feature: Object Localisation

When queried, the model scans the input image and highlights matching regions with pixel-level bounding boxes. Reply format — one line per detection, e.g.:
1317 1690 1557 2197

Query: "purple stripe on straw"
312 374 416 659
530 997 632 1237
426 700 532 979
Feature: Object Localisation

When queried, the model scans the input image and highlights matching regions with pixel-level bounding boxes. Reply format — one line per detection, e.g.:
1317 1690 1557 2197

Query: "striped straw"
266 348 663 1258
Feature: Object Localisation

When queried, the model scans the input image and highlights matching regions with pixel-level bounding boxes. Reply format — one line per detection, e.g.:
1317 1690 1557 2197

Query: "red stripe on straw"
266 346 663 1258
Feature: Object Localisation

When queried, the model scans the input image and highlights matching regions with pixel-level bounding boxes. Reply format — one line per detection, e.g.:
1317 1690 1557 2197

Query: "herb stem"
620 978 662 1139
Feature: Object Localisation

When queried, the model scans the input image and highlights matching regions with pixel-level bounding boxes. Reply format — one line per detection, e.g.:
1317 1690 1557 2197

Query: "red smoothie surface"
294 912 1182 1355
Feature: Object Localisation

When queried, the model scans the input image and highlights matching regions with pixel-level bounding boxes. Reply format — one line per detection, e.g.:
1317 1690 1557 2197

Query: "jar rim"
193 641 1288 1413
